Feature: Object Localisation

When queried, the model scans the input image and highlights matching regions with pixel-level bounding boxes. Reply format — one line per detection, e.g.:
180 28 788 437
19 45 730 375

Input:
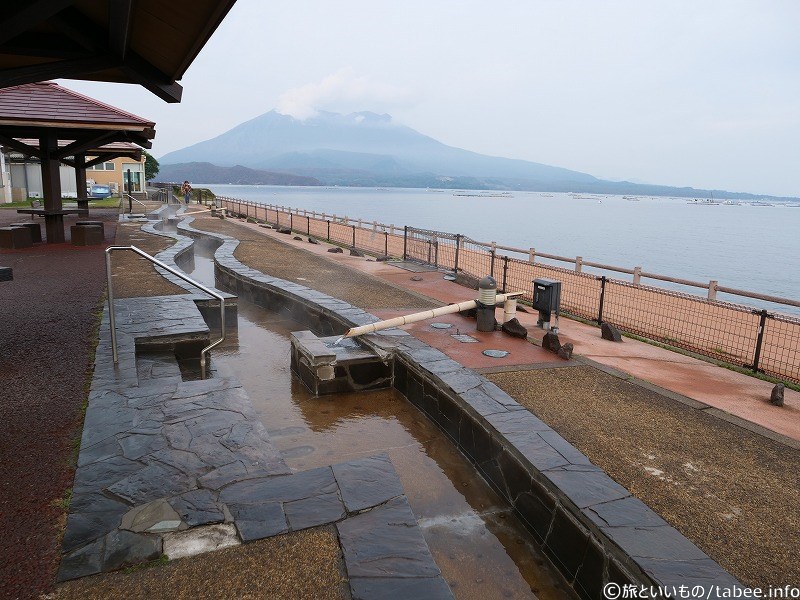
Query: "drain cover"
452 334 479 343
483 349 509 358
431 322 453 329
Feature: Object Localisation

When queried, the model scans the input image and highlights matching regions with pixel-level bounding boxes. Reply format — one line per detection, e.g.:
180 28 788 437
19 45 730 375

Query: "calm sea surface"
204 185 800 313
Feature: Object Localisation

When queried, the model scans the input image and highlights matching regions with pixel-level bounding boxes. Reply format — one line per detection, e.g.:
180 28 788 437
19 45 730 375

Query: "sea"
203 185 800 314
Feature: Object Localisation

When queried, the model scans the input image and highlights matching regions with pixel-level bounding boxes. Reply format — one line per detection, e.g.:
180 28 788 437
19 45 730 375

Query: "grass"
0 197 121 209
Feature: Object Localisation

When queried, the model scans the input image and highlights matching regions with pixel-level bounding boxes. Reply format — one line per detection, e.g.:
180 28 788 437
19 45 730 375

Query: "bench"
9 222 42 243
75 220 104 237
70 224 104 246
0 226 33 249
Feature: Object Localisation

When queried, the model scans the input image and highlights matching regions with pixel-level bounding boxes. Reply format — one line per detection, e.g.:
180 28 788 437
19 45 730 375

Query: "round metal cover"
443 274 456 281
482 349 509 358
431 322 453 329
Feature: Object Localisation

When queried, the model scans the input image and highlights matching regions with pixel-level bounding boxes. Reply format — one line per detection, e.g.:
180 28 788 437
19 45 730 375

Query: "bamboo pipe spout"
341 292 524 340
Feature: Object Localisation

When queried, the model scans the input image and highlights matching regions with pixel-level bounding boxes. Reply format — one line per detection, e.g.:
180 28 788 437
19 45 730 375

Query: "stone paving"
59 214 452 598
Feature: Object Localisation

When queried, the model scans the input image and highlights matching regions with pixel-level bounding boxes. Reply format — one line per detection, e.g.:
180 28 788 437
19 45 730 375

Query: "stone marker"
770 384 785 407
411 275 423 281
601 322 623 342
327 247 343 253
258 224 272 229
542 331 561 353
558 342 574 360
293 236 303 241
376 255 390 262
350 248 365 257
308 237 320 244
277 227 292 234
501 318 528 339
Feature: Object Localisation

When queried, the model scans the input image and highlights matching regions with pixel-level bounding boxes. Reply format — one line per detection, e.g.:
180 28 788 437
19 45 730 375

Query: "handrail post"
403 226 408 260
454 234 461 273
597 276 607 325
752 309 768 373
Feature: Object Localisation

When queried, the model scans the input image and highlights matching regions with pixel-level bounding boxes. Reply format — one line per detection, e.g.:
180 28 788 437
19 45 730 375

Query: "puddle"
184 240 571 600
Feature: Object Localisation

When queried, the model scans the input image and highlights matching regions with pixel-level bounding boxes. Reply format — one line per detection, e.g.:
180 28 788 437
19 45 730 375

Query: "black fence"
220 198 800 385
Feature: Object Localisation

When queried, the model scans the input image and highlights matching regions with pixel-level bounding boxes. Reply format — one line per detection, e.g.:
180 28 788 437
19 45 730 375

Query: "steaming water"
205 185 800 313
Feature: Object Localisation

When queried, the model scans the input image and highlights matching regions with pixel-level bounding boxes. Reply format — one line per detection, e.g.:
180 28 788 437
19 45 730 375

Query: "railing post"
490 249 496 279
575 256 583 273
427 240 432 264
290 212 293 231
384 231 389 257
633 266 642 285
529 247 535 263
327 220 330 241
403 226 408 260
307 215 310 235
597 276 607 324
502 256 509 292
352 225 356 247
454 234 462 273
751 309 769 373
708 280 718 301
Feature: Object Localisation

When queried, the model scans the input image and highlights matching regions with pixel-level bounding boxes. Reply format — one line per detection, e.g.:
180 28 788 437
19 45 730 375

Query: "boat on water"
453 191 514 198
750 200 774 207
623 196 640 201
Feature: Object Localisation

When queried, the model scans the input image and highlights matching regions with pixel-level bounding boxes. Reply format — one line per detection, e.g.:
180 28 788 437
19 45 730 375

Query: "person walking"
181 180 192 204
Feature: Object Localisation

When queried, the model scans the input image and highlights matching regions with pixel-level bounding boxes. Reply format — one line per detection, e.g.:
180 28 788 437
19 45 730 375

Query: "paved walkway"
189 213 800 589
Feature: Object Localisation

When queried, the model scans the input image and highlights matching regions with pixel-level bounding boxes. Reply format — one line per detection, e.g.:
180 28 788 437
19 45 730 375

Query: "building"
1 150 146 203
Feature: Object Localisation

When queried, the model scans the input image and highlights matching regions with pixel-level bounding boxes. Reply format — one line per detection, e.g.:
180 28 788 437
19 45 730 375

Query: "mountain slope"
159 110 598 185
156 162 321 186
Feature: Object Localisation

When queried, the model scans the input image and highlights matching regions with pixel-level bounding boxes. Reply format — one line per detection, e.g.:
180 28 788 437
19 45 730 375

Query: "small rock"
557 342 574 360
376 255 391 262
350 248 365 257
277 227 292 234
411 275 423 281
246 217 257 223
601 322 622 342
308 237 320 244
258 224 271 229
542 331 561 353
502 318 528 339
770 384 785 407
293 236 303 241
327 247 343 253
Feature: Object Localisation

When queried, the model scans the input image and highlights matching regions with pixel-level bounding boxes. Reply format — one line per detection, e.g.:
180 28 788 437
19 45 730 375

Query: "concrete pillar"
575 256 583 273
528 247 535 263
633 266 642 285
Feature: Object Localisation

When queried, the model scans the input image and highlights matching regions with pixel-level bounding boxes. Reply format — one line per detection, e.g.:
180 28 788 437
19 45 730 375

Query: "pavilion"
0 81 155 243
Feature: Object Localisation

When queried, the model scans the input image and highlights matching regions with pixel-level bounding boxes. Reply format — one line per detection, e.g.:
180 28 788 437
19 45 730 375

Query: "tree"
144 151 160 181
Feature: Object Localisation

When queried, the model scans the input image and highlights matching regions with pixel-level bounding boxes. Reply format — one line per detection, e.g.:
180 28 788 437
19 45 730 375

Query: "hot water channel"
182 235 571 600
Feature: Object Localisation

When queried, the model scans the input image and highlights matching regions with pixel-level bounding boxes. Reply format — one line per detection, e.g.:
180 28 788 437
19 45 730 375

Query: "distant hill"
155 162 321 186
159 110 797 200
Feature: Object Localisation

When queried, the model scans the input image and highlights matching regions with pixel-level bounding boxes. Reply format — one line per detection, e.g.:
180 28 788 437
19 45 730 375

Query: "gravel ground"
50 527 349 600
112 221 187 298
191 215 439 311
488 366 800 589
0 209 118 600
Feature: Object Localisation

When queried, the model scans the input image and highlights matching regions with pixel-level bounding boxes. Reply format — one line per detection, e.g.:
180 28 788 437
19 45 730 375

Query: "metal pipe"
105 245 226 379
343 291 523 338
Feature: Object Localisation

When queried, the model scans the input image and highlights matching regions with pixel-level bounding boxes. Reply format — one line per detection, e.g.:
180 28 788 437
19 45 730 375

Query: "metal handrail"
105 245 226 379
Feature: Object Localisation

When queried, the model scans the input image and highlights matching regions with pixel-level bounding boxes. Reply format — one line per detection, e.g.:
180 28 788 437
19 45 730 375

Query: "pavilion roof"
0 0 237 103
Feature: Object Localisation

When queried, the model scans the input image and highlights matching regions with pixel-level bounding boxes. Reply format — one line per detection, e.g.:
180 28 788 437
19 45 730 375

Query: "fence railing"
218 197 800 384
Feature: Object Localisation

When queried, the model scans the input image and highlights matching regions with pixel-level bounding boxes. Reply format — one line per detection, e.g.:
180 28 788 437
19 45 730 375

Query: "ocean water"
204 185 800 311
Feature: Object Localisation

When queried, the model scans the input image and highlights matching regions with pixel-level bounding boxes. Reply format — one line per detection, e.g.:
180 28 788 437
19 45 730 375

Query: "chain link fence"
218 198 800 384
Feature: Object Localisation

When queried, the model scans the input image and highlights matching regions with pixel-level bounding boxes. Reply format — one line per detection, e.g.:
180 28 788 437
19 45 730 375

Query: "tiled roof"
0 82 155 129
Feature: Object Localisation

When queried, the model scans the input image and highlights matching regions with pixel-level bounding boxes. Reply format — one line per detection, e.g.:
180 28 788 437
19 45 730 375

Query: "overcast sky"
59 0 800 197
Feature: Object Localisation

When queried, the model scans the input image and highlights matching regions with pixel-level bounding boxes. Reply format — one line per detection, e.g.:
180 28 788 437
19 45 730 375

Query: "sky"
59 0 800 197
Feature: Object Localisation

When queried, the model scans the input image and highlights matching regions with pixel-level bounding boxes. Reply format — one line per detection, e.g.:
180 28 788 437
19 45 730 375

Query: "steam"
277 67 411 120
